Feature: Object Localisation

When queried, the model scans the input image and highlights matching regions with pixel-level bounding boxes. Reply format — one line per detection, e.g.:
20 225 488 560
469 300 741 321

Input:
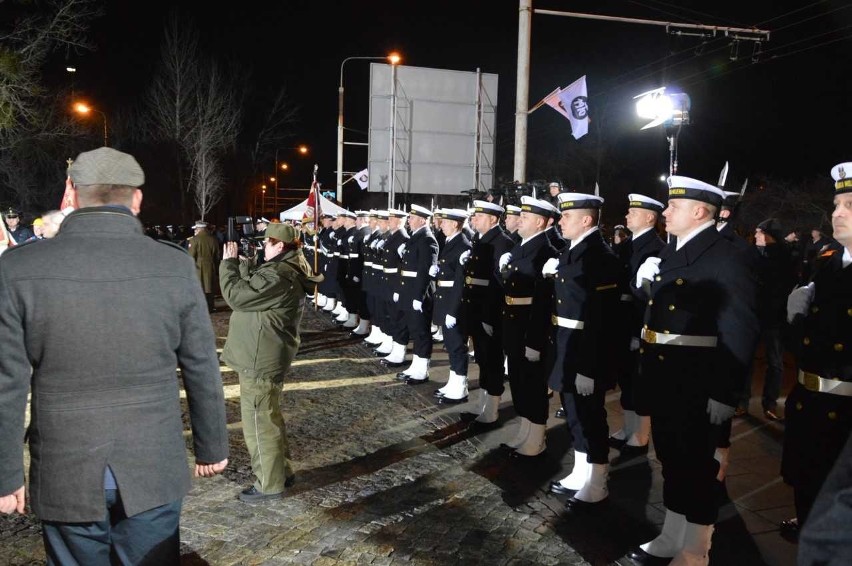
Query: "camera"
226 216 261 259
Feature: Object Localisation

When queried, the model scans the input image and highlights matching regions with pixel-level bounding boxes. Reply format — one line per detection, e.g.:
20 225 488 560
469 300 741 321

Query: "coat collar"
57 206 143 237
660 224 720 271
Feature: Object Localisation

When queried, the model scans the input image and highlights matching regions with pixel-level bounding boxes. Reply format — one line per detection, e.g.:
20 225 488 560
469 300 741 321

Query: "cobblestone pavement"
1 299 799 566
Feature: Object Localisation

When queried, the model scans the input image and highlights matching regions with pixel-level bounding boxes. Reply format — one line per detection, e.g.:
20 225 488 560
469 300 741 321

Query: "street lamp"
337 52 401 203
634 87 690 176
73 102 108 147
274 145 309 191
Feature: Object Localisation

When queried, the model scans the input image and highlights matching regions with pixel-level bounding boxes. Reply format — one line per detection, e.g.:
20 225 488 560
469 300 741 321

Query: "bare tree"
185 64 241 220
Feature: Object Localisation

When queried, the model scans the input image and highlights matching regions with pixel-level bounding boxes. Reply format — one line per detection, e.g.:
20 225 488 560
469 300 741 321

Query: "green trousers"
239 372 293 494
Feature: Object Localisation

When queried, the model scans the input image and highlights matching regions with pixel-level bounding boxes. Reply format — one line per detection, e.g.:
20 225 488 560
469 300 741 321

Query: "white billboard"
368 63 498 201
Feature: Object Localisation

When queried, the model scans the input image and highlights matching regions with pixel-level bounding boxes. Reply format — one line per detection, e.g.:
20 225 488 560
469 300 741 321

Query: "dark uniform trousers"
383 229 410 344
547 231 626 463
399 227 439 358
619 229 665 413
434 233 471 376
636 227 758 525
463 226 514 397
782 249 852 526
502 232 555 426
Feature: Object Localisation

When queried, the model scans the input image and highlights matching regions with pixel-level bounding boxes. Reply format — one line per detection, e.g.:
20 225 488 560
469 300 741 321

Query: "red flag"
302 167 321 234
59 176 76 213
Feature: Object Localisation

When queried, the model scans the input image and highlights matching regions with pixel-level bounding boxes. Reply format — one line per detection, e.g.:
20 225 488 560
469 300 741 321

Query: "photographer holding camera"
219 223 323 502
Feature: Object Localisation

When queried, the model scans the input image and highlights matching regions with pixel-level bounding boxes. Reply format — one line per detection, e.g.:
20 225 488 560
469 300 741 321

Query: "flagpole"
528 87 561 114
312 164 319 310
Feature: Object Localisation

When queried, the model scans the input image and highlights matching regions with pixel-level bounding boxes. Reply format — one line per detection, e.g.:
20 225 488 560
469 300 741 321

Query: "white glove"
524 346 541 362
348 235 354 244
629 337 641 352
412 300 423 312
445 314 457 329
459 250 471 266
707 399 736 424
319 245 329 255
575 373 594 396
498 252 512 271
330 232 337 240
392 292 399 303
635 257 662 289
376 240 386 249
482 322 494 336
397 243 406 258
352 276 360 283
541 257 559 277
369 240 379 249
786 282 815 323
428 265 439 277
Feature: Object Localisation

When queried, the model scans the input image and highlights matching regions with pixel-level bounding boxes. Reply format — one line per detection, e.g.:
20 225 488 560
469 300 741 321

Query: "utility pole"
513 0 532 184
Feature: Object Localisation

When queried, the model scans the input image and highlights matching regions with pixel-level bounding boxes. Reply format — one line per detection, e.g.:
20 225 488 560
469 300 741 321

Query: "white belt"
505 296 533 306
798 370 852 396
372 264 384 270
437 280 454 287
465 276 489 287
349 253 359 258
363 261 373 268
401 270 418 277
620 294 633 302
333 252 340 256
384 267 398 274
641 328 718 347
552 315 585 329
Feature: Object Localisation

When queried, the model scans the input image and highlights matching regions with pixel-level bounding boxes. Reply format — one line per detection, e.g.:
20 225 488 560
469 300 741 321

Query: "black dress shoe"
433 388 446 398
349 331 367 338
373 350 390 357
548 481 577 495
405 376 430 385
509 449 545 459
608 435 626 448
625 546 673 566
396 371 410 379
555 407 566 418
565 496 608 513
438 395 467 404
619 443 650 456
380 359 406 368
779 517 800 542
498 442 517 450
459 411 480 423
238 486 283 502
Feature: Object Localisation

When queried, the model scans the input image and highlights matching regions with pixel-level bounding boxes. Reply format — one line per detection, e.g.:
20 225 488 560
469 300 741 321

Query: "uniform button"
834 343 844 352
514 266 518 271
803 337 811 345
643 324 648 329
648 300 654 305
668 305 675 311
676 278 684 285
828 411 838 420
558 299 562 304
658 354 665 361
510 314 515 319
795 402 803 410
639 348 644 354
560 278 565 283
655 276 661 281
811 306 819 313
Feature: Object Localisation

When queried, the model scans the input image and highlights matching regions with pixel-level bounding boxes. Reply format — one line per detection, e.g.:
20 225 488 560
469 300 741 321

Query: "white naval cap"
375 210 389 219
520 195 559 217
472 199 504 216
627 193 665 213
505 204 522 216
831 162 852 194
387 208 408 218
409 204 433 218
667 176 725 207
441 208 468 221
355 210 371 217
557 192 605 210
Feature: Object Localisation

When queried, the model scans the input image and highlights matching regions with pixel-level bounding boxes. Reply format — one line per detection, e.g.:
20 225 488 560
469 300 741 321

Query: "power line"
627 0 748 27
753 0 831 27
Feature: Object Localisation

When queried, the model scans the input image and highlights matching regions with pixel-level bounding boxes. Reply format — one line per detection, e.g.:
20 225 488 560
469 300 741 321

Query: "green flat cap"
68 147 145 187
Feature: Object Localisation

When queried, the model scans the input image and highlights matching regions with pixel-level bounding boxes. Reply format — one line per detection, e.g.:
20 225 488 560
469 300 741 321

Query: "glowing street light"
634 87 690 175
337 52 402 202
73 102 109 147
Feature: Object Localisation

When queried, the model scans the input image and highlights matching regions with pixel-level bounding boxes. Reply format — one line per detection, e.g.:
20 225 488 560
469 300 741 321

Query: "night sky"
61 0 852 209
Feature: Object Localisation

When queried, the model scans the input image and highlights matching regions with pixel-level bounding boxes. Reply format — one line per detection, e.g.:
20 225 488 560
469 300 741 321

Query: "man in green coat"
189 221 220 312
220 223 322 502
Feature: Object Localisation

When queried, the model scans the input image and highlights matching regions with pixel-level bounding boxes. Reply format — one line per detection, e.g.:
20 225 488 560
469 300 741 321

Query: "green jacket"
220 248 322 380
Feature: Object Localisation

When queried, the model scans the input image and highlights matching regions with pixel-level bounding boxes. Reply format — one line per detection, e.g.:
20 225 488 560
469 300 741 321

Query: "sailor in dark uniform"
348 210 373 336
431 211 446 252
333 211 360 328
626 176 759 566
544 209 567 252
364 211 391 346
395 205 439 383
376 209 410 367
328 215 348 318
504 205 522 243
432 209 473 403
460 200 514 425
544 192 628 508
609 194 666 455
315 214 335 309
498 197 558 457
780 161 852 541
